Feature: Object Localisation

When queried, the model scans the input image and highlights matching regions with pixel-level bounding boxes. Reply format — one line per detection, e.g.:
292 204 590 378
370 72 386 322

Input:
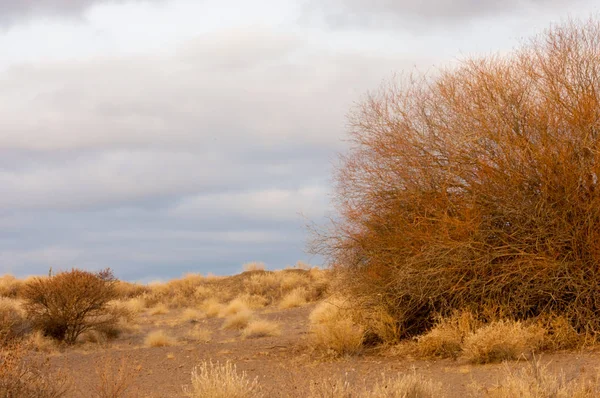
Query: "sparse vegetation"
183 361 263 398
144 330 176 347
309 298 364 356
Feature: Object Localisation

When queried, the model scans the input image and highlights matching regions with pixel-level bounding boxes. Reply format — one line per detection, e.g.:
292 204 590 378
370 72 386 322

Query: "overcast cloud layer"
1 0 598 281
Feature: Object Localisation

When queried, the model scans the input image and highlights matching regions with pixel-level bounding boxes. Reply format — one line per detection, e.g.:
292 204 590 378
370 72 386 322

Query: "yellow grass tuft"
415 311 480 359
188 326 212 343
222 310 253 330
278 288 308 309
183 360 263 398
242 262 266 272
463 320 545 364
309 298 363 356
144 330 176 347
219 299 250 318
241 320 281 339
481 357 600 397
202 299 224 318
368 372 443 398
149 303 169 316
181 308 205 323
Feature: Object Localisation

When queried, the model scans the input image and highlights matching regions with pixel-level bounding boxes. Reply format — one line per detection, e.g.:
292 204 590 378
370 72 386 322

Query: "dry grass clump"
143 273 206 308
0 340 71 397
316 18 600 343
463 320 545 364
149 303 169 316
481 357 600 398
279 287 309 309
27 330 58 353
113 280 149 299
309 298 364 356
222 310 254 330
415 311 480 359
0 274 23 298
21 268 120 344
219 298 251 318
181 308 205 323
242 262 266 272
144 330 176 347
0 297 29 342
202 299 225 318
183 360 263 398
308 373 442 398
241 319 281 339
188 326 212 343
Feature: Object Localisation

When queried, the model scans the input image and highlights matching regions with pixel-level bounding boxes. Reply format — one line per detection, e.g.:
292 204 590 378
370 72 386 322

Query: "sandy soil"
45 304 600 397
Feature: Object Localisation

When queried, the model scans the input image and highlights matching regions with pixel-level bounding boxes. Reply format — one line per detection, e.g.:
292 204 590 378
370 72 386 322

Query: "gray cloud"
0 26 417 279
309 0 592 29
0 0 161 26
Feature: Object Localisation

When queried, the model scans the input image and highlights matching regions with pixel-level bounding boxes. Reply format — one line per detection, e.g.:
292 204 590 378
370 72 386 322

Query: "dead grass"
144 330 176 347
0 297 29 342
463 320 545 364
183 360 263 398
279 287 308 309
181 308 205 323
0 274 23 298
86 354 140 398
308 372 443 398
241 319 281 339
188 326 212 343
415 311 480 359
202 299 225 318
0 339 72 397
149 303 169 316
242 262 266 272
219 299 251 318
481 356 600 397
309 298 364 356
27 330 58 353
222 310 254 330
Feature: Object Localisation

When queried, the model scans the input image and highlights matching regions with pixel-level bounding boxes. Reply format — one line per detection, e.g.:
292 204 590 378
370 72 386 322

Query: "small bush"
183 361 263 398
241 320 281 339
144 330 175 347
202 299 224 318
0 298 30 343
181 308 204 323
87 354 139 398
21 268 119 344
463 320 545 364
219 299 250 318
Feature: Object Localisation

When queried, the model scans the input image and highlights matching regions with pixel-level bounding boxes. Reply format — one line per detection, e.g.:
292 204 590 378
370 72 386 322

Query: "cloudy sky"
0 0 597 281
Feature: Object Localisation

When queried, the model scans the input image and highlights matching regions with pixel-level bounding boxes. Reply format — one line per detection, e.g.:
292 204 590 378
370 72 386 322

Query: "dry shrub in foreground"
0 340 71 397
315 18 600 342
309 298 364 356
144 330 176 347
86 354 140 398
308 372 442 398
21 269 120 344
241 319 281 339
183 360 263 398
463 320 545 364
481 357 600 397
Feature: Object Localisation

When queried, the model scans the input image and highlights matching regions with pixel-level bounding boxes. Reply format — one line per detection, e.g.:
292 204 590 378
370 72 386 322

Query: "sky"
0 0 598 282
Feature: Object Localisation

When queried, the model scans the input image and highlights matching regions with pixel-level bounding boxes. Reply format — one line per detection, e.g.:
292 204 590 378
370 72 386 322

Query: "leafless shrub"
315 18 600 342
21 269 120 344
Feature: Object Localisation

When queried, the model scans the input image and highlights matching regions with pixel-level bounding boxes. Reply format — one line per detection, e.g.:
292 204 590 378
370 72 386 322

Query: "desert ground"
3 265 600 398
